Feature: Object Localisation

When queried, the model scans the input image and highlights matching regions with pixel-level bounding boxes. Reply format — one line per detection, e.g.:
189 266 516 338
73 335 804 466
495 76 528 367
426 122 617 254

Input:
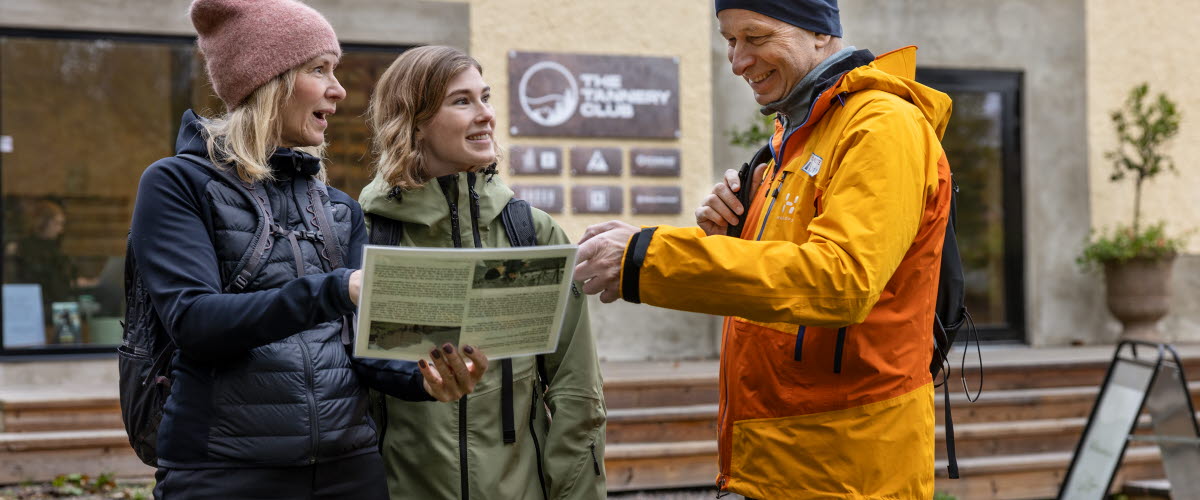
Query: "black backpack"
728 144 977 478
117 153 341 466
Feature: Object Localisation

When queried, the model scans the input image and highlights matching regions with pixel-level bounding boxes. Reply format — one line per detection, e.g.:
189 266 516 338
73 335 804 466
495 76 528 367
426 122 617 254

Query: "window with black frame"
0 30 404 355
916 68 1025 343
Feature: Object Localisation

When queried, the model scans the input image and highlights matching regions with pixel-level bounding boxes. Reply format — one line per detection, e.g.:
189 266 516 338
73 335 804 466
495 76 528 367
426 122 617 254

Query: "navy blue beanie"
715 0 842 38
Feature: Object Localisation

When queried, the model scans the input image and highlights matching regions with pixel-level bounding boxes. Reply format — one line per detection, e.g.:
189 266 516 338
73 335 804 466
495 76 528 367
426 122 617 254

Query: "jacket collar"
359 171 514 230
763 47 874 131
268 147 321 178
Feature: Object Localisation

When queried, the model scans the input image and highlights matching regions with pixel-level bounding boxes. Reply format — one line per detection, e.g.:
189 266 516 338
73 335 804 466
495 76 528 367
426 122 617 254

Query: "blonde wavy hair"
200 66 327 183
367 45 500 190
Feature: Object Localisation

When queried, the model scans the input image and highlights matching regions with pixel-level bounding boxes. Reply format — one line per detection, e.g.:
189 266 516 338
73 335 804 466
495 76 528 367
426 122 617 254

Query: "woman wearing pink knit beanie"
124 1 488 498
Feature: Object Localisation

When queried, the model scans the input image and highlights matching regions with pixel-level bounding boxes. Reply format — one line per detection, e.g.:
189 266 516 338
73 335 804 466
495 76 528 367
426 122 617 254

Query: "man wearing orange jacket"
574 1 954 498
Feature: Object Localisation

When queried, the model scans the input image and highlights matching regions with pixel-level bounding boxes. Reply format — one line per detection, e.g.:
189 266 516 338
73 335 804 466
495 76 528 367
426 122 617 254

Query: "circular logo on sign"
518 61 579 127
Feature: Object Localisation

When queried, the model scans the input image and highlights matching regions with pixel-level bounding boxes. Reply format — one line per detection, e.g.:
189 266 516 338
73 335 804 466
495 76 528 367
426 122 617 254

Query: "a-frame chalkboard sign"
1059 341 1200 500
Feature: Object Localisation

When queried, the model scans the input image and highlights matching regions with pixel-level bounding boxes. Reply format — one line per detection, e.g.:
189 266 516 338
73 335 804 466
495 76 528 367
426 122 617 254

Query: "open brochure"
354 244 578 361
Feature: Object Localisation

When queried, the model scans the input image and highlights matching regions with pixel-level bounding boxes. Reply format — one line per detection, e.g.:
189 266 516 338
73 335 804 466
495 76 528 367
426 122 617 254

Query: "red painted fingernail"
419 359 427 368
463 345 474 354
442 343 454 354
430 349 441 360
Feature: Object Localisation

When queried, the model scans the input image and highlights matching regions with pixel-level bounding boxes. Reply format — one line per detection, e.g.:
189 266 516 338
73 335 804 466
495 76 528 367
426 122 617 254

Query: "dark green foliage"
0 472 151 499
729 112 776 149
1081 83 1186 268
1078 222 1186 271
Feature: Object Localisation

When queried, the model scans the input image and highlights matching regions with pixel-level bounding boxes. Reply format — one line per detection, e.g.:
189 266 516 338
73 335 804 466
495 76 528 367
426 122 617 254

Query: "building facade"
2 0 1197 386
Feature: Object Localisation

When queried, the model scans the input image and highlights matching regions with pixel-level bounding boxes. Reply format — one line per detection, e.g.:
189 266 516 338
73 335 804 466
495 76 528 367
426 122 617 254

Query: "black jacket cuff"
620 227 657 303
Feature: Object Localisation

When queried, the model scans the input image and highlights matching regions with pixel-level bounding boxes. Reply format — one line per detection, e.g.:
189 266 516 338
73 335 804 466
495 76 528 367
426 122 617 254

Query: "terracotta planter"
1103 255 1176 341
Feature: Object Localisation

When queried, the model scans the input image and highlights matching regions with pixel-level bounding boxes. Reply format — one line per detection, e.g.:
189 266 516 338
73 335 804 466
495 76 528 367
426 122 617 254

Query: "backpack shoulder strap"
177 153 273 292
306 177 346 271
726 144 774 237
500 198 538 247
367 213 405 246
498 197 552 439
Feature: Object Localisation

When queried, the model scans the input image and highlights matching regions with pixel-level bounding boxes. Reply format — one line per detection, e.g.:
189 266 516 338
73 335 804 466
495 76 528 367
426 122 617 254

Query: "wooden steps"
0 428 151 483
0 394 123 433
599 345 1200 497
3 345 1199 497
934 447 1164 499
0 387 152 484
606 441 718 491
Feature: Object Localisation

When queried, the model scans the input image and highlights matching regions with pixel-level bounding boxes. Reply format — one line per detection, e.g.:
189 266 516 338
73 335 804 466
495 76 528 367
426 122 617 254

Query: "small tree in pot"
1079 83 1187 341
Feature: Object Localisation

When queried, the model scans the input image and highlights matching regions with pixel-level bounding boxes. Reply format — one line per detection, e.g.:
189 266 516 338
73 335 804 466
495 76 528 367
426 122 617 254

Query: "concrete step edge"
935 446 1159 475
0 429 130 452
606 440 717 459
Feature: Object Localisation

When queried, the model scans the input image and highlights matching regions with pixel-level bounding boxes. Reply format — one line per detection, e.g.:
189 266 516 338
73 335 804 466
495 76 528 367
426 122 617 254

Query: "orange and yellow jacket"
618 47 953 499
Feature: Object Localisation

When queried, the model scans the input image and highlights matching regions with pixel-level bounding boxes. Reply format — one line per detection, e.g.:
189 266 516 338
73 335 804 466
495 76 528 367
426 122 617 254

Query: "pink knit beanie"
190 0 342 109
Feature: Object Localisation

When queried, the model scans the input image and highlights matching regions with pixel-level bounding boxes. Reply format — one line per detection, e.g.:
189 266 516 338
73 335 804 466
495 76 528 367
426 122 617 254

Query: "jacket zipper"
833 326 847 374
282 181 321 464
529 379 549 500
754 171 790 241
297 339 320 463
589 442 601 475
756 113 795 241
441 175 470 499
716 319 730 487
465 175 485 500
459 395 470 500
466 173 483 248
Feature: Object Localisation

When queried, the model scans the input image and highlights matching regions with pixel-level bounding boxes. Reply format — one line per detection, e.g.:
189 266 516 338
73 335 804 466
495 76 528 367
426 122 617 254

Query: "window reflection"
918 68 1025 342
941 90 1008 326
0 34 402 352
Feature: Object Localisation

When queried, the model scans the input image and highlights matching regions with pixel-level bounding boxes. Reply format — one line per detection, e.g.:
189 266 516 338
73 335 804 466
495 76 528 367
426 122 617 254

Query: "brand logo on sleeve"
801 153 823 177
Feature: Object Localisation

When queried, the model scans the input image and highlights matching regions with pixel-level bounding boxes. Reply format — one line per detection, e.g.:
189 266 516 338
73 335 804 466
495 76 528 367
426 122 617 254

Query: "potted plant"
1079 83 1187 341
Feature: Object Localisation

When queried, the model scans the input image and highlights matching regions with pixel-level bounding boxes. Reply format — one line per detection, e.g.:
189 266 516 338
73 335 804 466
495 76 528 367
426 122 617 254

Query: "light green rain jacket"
359 172 607 500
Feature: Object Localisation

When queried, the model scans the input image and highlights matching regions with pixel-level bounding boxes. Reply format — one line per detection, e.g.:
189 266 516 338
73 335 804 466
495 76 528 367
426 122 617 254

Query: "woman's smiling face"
420 66 497 177
279 53 345 148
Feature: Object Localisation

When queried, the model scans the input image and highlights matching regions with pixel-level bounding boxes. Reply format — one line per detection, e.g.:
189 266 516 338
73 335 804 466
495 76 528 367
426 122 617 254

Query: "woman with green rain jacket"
359 45 607 500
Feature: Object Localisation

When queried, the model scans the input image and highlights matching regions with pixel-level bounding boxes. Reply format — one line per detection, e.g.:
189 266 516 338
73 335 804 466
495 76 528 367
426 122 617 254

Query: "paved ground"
608 489 738 499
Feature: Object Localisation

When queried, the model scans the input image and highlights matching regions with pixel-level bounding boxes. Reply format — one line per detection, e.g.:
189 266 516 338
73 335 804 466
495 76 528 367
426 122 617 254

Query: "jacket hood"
832 46 953 139
359 171 515 229
175 109 210 157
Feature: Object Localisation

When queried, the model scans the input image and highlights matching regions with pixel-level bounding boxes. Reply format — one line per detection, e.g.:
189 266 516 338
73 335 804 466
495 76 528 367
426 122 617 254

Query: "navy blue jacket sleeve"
130 161 356 362
333 190 433 401
351 358 434 401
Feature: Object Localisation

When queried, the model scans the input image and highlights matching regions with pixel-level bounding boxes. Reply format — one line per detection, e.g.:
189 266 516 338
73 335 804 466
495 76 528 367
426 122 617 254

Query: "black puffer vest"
155 112 376 468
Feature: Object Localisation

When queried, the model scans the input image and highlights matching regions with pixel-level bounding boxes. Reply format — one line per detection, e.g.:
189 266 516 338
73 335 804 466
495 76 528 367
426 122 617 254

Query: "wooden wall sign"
508 51 680 139
569 147 622 177
631 186 683 214
509 146 563 175
570 186 623 214
630 148 681 177
510 184 564 214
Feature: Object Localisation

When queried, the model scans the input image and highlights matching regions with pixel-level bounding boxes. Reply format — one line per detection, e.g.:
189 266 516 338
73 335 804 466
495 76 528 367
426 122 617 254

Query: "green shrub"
1078 222 1186 270
1080 83 1187 268
729 112 776 149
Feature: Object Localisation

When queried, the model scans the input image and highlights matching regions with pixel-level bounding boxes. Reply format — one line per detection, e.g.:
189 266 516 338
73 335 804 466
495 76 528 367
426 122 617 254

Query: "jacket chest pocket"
757 161 824 243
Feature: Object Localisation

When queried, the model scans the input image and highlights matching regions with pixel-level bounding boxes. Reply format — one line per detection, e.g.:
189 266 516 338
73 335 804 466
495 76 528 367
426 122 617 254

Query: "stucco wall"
466 0 721 360
826 1 1100 346
1086 0 1200 253
1086 0 1200 343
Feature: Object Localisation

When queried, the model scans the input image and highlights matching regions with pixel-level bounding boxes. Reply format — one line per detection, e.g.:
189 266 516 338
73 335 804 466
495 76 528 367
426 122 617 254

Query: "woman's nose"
477 103 495 123
327 76 347 102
